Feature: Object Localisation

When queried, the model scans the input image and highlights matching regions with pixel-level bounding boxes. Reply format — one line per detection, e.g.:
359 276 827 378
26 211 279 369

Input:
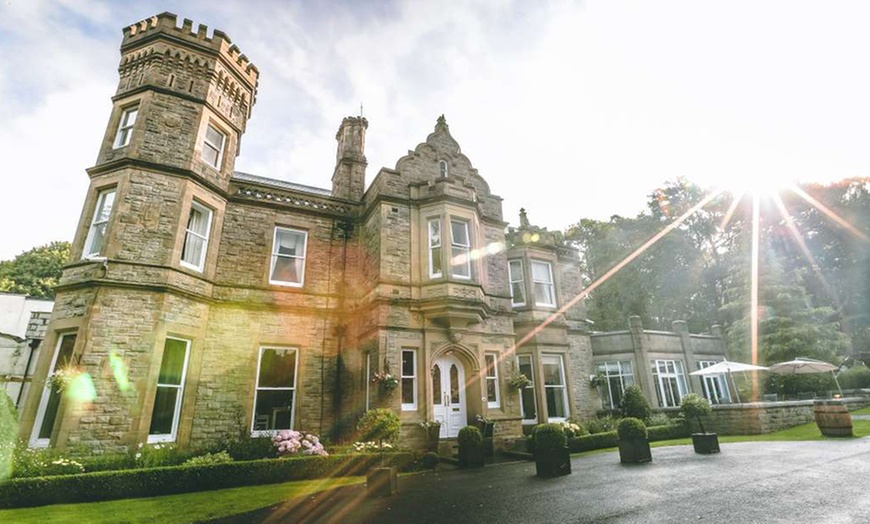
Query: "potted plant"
371 371 399 393
476 414 496 456
419 420 441 452
533 423 571 477
357 408 401 496
508 371 532 390
680 393 720 454
457 425 485 468
617 417 651 464
620 384 652 422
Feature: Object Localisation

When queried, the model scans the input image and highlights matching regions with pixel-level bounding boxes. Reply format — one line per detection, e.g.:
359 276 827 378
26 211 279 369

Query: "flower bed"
0 452 416 509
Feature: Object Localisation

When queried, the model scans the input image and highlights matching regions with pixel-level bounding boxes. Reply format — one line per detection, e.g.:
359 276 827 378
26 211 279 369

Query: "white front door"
432 355 467 438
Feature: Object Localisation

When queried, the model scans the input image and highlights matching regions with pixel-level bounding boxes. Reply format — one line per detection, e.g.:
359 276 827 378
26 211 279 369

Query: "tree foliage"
0 241 70 298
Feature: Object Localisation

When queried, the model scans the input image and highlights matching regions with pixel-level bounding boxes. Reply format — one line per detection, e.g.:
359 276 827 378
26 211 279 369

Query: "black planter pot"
366 466 398 497
617 438 652 463
458 445 485 468
478 421 495 438
691 433 720 454
425 427 441 453
535 447 572 477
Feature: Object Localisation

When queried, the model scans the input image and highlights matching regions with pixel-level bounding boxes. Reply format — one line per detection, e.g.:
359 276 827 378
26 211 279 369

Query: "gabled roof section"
394 116 493 197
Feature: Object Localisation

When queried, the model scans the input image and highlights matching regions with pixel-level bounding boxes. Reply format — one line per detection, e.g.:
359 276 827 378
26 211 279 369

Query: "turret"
331 116 368 201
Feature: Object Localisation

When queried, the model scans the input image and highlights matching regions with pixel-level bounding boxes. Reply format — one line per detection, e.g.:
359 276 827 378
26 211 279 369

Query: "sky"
2 0 870 261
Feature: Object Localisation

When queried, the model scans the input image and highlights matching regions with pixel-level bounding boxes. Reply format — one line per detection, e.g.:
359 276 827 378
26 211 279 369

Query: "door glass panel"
432 365 442 405
450 364 459 404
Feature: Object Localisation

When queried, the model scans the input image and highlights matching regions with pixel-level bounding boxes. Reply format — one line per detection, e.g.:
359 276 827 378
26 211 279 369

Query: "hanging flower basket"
372 371 399 391
48 366 83 394
508 372 532 390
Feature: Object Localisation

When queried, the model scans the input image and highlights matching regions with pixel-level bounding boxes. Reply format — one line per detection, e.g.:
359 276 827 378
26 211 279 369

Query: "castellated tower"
18 13 260 452
331 116 368 201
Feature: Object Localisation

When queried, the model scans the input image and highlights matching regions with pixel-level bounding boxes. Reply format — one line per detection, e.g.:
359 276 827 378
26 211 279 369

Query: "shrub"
0 452 417 509
534 423 567 451
646 412 672 427
646 424 691 441
222 436 277 461
568 431 618 453
617 417 647 440
356 409 401 446
680 393 712 433
838 365 870 390
272 430 327 457
78 452 135 474
457 425 482 447
182 451 233 467
421 451 440 469
10 445 86 478
134 443 192 469
620 385 651 422
585 415 620 434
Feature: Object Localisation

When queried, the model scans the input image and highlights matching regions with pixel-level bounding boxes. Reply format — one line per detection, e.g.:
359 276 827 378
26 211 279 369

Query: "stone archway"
428 344 482 437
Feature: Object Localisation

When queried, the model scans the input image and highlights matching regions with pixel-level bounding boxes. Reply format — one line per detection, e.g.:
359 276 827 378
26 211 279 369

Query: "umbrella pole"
832 370 843 397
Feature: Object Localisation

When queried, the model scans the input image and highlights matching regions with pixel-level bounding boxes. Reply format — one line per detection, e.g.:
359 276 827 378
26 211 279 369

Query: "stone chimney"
331 116 368 201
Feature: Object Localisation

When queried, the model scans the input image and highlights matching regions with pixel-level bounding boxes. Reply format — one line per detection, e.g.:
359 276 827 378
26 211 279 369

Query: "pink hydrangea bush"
271 430 328 457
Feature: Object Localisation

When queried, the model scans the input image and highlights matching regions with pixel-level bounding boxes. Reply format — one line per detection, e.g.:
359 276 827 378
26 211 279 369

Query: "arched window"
439 160 448 178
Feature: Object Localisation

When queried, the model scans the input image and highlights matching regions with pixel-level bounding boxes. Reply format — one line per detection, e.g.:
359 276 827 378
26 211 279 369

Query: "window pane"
432 365 442 405
206 125 223 146
429 220 441 247
202 144 219 167
451 247 470 277
486 379 497 403
38 388 62 439
431 246 442 275
187 206 208 236
258 348 297 388
450 364 459 404
531 261 551 282
402 351 414 376
451 221 468 245
54 335 77 371
148 386 178 435
275 230 305 256
95 190 115 224
157 339 188 385
542 357 564 386
546 387 567 418
125 108 138 126
271 256 302 284
485 354 496 378
534 283 554 306
402 377 414 405
182 234 205 267
253 389 294 430
521 387 536 420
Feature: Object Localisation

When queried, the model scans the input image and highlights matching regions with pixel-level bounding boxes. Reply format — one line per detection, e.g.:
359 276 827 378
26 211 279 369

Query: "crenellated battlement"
121 12 258 90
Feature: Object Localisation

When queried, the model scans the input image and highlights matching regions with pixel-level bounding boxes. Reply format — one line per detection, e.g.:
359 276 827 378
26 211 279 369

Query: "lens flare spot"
109 351 132 392
64 372 97 404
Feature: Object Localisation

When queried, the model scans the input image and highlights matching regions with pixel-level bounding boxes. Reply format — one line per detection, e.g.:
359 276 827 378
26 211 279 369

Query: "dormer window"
439 160 448 178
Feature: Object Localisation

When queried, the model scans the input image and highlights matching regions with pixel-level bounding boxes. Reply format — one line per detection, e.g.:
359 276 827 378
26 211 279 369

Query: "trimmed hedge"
567 424 688 453
0 452 415 509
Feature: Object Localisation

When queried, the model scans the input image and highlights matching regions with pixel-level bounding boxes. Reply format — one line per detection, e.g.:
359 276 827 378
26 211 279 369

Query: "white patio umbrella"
768 358 843 397
690 359 770 403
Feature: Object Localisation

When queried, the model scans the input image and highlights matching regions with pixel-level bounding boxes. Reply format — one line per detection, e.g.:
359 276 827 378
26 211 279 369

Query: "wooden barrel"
813 399 853 437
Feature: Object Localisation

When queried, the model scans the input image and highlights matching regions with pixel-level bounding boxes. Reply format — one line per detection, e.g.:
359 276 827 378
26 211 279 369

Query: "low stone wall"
687 397 870 435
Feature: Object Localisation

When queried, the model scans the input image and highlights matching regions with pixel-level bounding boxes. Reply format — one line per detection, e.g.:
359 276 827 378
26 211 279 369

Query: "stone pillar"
628 316 657 406
673 320 700 394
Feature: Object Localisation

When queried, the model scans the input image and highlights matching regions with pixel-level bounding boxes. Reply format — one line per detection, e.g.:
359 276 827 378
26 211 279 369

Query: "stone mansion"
19 13 728 453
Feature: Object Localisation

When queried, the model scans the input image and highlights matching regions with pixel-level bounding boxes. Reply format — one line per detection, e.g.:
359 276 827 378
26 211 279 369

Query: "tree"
0 241 70 298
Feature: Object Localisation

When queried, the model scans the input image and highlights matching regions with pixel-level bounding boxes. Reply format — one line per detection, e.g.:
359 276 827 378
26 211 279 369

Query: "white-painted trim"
365 353 371 411
531 259 556 307
203 123 226 169
485 353 500 409
147 337 191 444
542 353 569 422
30 333 76 448
517 354 537 425
250 346 298 436
269 227 308 287
83 188 116 259
428 218 442 279
401 349 417 411
508 259 526 307
113 105 138 149
449 219 471 279
179 201 213 272
596 360 635 410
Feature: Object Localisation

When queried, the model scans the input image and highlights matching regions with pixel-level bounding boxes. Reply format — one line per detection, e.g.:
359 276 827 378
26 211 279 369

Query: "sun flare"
717 171 796 198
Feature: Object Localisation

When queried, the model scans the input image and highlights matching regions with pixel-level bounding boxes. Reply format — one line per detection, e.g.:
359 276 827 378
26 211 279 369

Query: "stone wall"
682 398 870 435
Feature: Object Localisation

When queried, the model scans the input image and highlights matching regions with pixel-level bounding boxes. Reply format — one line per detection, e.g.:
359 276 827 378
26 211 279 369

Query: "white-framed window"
180 201 212 272
202 123 226 168
651 359 689 408
485 353 500 408
251 346 298 435
401 349 417 410
596 360 635 410
83 188 116 258
450 220 471 279
148 337 191 443
439 160 448 178
542 354 569 421
365 353 371 411
113 106 138 148
428 218 442 278
517 354 537 424
30 333 77 447
269 227 307 287
531 260 556 307
697 360 731 404
508 259 525 306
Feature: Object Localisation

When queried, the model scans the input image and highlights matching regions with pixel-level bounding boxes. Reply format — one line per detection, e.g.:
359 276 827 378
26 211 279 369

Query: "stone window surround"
83 186 117 259
268 226 308 288
179 200 213 273
251 345 299 436
401 348 417 411
530 259 557 308
422 205 482 283
508 259 525 307
202 121 227 169
148 336 192 444
113 104 139 149
30 331 78 448
541 353 570 422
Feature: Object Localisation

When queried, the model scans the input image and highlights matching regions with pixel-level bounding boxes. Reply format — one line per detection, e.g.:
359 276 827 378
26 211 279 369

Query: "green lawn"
0 476 364 524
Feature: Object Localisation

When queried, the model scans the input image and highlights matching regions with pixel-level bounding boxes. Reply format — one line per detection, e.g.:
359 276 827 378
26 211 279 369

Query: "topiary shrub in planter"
357 408 401 497
421 451 441 469
617 417 651 464
680 393 720 454
533 423 571 477
620 385 652 422
457 426 484 468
